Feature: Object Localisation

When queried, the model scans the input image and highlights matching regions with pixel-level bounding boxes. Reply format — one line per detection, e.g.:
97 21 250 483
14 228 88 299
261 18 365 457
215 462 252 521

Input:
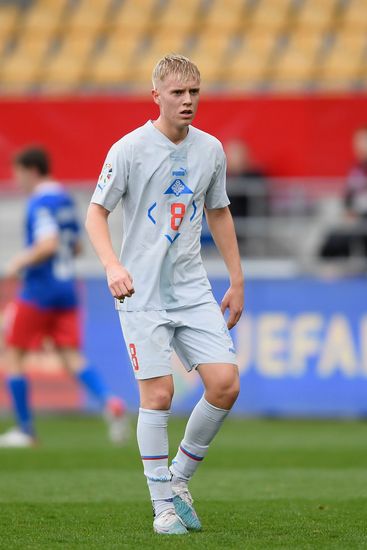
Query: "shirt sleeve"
204 143 230 209
32 205 59 242
91 141 128 212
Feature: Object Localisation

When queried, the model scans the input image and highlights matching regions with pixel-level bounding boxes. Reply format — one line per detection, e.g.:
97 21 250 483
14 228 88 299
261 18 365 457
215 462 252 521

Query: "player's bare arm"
205 206 244 329
5 235 59 278
85 203 134 300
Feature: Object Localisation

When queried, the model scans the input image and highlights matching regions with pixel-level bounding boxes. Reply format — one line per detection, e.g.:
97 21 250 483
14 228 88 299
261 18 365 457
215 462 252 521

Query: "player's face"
152 74 200 129
13 165 39 192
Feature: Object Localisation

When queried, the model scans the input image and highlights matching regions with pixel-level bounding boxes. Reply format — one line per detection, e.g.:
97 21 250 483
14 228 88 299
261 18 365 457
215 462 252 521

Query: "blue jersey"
20 182 80 309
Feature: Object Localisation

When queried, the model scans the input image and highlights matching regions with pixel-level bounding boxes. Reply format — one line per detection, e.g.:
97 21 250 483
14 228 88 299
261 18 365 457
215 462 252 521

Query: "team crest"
164 178 193 197
98 163 113 190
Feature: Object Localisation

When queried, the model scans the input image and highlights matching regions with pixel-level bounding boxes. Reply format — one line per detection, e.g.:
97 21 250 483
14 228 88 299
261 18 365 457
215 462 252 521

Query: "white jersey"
91 120 229 311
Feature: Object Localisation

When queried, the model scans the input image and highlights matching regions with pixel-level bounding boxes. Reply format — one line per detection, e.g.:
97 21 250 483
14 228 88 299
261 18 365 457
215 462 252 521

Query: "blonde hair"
152 54 201 88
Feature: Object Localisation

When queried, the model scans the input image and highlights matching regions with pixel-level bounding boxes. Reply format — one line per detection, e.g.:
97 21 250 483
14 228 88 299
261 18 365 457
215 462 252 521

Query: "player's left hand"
221 284 244 329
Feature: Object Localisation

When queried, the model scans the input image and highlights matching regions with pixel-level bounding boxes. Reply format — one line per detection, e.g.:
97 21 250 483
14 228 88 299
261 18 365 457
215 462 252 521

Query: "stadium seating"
0 0 366 92
225 30 278 87
318 29 367 88
271 31 325 88
0 5 19 46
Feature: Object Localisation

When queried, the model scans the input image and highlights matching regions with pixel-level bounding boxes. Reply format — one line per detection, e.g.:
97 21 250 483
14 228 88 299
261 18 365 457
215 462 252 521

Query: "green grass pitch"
0 416 366 549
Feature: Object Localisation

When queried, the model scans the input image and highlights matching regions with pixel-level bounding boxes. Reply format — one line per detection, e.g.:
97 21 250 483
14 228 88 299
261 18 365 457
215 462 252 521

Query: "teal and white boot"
153 509 188 535
171 479 202 531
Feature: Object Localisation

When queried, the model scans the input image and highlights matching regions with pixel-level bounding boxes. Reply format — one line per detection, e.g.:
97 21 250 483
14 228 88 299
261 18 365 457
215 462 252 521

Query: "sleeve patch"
98 163 113 190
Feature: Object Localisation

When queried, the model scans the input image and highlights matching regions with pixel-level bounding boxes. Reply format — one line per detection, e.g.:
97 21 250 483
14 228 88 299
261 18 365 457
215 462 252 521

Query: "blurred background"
1 0 367 417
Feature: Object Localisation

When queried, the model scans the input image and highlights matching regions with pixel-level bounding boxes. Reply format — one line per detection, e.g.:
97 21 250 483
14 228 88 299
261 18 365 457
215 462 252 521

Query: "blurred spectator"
345 127 367 218
320 127 367 259
224 139 268 218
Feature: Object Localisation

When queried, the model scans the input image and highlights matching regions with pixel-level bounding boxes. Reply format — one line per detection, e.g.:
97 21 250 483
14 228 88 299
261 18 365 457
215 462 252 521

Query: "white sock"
170 396 230 483
137 408 174 516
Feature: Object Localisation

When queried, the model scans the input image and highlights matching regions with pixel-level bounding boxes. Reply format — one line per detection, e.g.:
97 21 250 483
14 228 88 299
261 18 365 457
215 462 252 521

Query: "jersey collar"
147 120 193 148
33 181 63 195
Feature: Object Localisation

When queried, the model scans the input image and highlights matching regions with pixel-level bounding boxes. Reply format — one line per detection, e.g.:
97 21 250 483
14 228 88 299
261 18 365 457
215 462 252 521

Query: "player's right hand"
105 261 134 300
4 255 24 280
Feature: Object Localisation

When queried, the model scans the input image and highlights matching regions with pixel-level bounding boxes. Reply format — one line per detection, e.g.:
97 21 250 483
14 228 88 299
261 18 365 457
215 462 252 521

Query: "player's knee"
227 374 240 404
141 388 173 410
220 375 239 403
208 368 240 408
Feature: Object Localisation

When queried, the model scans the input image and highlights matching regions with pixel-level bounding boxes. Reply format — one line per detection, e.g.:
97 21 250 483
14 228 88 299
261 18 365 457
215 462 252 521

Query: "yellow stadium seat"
0 51 42 88
55 32 96 57
340 0 367 29
191 52 225 84
0 64 36 89
225 51 269 84
294 0 338 31
197 52 226 82
286 30 325 54
317 58 363 89
203 0 246 32
60 28 100 48
225 64 266 88
148 31 190 56
14 35 52 58
36 0 68 6
333 29 367 53
241 29 279 56
110 0 158 33
104 29 143 56
223 26 280 86
156 0 202 32
249 0 294 32
87 50 135 86
272 50 317 84
42 55 86 88
271 30 323 85
67 0 112 33
193 29 233 57
0 5 20 43
20 0 68 34
129 53 160 86
317 31 366 85
42 30 97 87
87 29 143 86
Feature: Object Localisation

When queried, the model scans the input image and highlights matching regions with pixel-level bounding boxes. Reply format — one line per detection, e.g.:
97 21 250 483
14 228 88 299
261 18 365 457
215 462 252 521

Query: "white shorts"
118 301 237 380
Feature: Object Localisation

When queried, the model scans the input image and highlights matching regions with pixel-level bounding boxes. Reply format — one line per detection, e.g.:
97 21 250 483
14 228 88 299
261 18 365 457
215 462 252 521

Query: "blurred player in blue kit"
0 147 129 447
86 55 244 534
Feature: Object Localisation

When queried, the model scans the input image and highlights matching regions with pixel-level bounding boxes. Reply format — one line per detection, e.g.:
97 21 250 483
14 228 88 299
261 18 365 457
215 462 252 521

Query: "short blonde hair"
152 54 201 88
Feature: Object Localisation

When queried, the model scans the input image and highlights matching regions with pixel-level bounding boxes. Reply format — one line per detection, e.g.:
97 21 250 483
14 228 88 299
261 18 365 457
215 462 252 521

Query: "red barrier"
1 93 367 181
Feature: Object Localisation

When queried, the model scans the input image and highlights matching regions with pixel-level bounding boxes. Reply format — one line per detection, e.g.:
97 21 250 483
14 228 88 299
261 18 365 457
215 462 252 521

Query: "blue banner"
84 277 367 417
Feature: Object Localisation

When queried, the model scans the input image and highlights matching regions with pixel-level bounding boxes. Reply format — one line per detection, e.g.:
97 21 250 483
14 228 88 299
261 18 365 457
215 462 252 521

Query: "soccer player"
85 55 243 535
0 147 129 447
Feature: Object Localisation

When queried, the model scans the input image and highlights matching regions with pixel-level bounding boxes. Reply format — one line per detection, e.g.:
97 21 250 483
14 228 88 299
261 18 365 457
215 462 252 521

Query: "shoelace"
172 483 193 506
158 509 178 525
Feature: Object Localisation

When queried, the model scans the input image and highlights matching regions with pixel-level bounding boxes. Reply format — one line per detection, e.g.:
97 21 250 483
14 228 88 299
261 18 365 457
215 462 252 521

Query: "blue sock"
77 366 109 406
7 376 34 436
